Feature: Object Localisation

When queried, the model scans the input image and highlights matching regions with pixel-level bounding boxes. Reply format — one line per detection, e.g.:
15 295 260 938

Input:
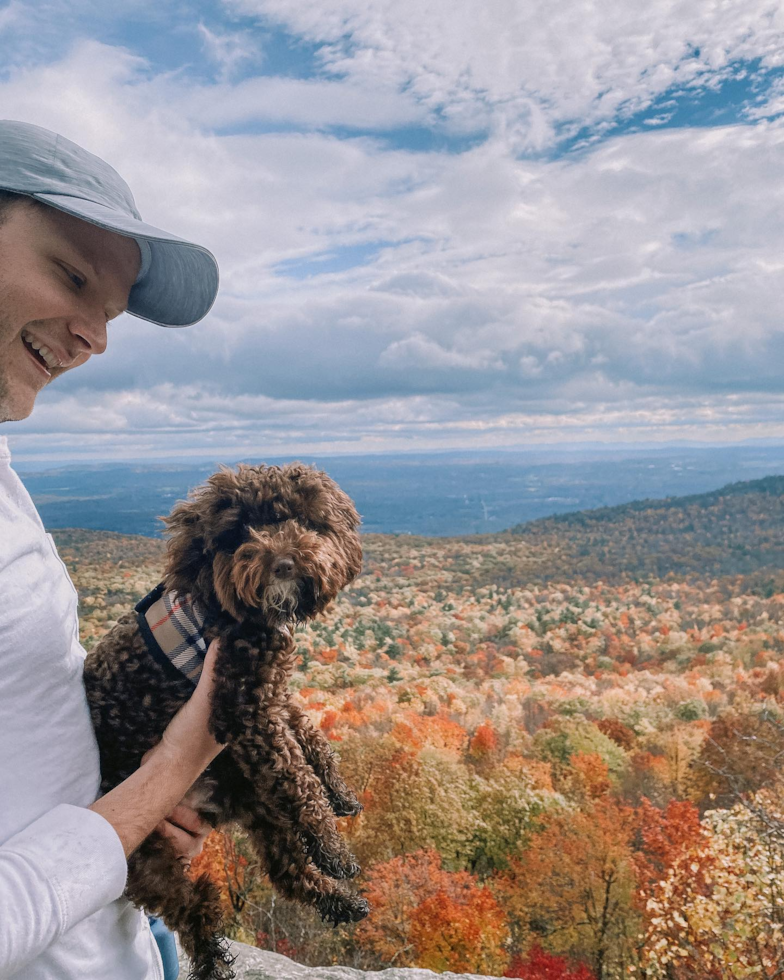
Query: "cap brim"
31 192 219 327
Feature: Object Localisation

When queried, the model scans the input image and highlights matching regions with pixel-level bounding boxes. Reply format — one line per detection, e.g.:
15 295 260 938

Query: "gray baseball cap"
0 120 219 327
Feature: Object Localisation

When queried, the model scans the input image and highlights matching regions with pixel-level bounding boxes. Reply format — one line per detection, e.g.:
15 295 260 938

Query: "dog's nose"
273 557 296 580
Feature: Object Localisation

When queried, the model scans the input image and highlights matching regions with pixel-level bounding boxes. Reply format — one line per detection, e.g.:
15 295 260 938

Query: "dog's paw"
186 935 236 980
328 793 363 818
317 892 371 926
305 838 361 880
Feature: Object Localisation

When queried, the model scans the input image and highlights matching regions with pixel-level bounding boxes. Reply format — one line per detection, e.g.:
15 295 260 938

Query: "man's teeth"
22 331 60 369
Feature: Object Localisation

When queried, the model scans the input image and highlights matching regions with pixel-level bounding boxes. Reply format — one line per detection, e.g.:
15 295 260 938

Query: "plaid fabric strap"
135 584 207 685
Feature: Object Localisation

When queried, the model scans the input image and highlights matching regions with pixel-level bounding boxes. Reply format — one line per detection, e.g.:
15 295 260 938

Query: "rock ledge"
179 941 491 980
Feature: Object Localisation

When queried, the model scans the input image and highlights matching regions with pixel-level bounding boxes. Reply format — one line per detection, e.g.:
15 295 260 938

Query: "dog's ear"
212 552 242 619
231 532 271 610
342 531 363 586
162 468 250 592
282 464 362 535
161 504 205 594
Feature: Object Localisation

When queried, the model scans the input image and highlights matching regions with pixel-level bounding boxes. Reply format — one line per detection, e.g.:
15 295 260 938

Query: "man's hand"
157 804 212 869
143 638 223 771
90 639 224 858
138 639 222 865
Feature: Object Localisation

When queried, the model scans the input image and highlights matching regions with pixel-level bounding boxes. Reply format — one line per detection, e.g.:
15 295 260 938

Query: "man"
0 120 223 979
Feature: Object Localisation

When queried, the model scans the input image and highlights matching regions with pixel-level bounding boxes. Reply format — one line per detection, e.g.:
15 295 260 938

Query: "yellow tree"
338 733 478 869
643 790 784 979
494 800 639 979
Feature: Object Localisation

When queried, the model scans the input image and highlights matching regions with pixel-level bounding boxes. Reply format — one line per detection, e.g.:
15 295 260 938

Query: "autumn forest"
56 474 784 980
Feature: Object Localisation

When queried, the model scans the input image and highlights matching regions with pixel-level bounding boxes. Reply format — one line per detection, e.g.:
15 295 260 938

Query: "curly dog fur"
83 463 369 980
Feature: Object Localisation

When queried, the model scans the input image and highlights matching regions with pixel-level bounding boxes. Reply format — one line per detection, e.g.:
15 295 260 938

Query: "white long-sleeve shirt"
0 436 162 979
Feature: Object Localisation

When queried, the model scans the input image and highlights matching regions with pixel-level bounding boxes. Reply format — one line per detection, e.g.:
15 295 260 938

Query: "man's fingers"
166 804 210 837
194 638 221 696
157 800 212 865
157 817 209 863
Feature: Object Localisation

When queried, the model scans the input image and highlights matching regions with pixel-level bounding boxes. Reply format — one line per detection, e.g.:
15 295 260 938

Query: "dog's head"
162 463 362 625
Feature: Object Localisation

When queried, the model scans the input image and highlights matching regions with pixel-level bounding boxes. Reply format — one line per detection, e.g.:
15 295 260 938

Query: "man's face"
0 200 140 422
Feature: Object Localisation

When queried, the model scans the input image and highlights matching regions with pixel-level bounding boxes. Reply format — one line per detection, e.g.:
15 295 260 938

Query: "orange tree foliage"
409 886 509 975
469 722 500 760
493 800 639 980
386 711 469 756
564 752 611 801
690 710 784 809
354 850 471 964
632 798 702 897
595 718 636 751
356 849 508 974
620 750 672 807
188 830 248 918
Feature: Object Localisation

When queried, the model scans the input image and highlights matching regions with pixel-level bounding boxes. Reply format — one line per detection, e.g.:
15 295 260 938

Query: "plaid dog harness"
135 583 208 686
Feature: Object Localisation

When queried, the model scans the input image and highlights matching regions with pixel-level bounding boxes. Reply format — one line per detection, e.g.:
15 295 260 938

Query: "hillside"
56 475 784 602
52 475 784 978
498 474 784 584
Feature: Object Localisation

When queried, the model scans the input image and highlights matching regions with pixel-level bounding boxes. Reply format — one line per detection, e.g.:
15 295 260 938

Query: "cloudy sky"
3 0 784 462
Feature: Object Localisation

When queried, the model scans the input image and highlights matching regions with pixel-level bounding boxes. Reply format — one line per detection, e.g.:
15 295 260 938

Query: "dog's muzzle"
261 577 301 623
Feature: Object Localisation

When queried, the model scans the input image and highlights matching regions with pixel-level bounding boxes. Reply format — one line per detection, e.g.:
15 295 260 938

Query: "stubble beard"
0 368 32 424
0 295 24 422
0 310 44 423
0 373 10 423
0 319 16 422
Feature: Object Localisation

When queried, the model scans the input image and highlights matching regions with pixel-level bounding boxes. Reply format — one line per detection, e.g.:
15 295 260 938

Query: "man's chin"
0 389 37 423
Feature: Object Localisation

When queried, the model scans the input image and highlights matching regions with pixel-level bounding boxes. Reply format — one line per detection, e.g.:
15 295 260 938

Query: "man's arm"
89 639 223 856
0 804 128 979
0 641 222 978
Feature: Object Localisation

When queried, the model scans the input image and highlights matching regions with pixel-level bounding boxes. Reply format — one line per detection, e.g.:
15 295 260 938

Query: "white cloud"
0 1 27 34
226 0 784 148
2 29 784 457
12 384 784 462
198 22 259 81
378 333 502 372
172 74 428 131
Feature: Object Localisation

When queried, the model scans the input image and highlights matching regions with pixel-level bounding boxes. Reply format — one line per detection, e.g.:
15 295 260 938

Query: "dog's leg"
207 634 360 880
206 633 297 745
206 635 269 746
229 723 361 881
126 832 236 980
240 811 370 926
285 699 362 817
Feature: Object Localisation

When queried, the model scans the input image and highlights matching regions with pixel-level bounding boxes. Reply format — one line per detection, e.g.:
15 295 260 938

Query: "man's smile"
21 329 64 371
20 332 53 380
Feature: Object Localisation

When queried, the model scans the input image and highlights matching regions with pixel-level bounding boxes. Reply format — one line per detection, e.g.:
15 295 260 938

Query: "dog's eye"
254 502 280 525
213 526 248 552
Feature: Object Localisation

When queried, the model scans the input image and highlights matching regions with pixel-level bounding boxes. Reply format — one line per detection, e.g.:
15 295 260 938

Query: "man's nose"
67 312 108 356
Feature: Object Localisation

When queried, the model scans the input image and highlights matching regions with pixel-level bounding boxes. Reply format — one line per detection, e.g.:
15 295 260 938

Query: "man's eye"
60 264 85 289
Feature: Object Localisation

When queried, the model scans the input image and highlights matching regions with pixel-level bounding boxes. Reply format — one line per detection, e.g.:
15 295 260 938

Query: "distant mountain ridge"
22 446 784 539
500 473 784 585
54 473 784 591
514 473 784 524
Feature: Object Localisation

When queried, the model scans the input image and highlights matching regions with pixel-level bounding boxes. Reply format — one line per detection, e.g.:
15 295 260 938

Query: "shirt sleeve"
0 803 127 978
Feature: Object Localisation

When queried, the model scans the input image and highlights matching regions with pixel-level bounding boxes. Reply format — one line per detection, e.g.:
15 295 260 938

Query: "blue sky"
3 0 784 461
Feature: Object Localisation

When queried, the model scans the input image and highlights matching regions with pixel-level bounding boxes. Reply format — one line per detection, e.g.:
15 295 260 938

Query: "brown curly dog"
82 463 369 980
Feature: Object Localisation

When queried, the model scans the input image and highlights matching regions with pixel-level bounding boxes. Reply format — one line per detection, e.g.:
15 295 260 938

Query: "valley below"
59 474 784 980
